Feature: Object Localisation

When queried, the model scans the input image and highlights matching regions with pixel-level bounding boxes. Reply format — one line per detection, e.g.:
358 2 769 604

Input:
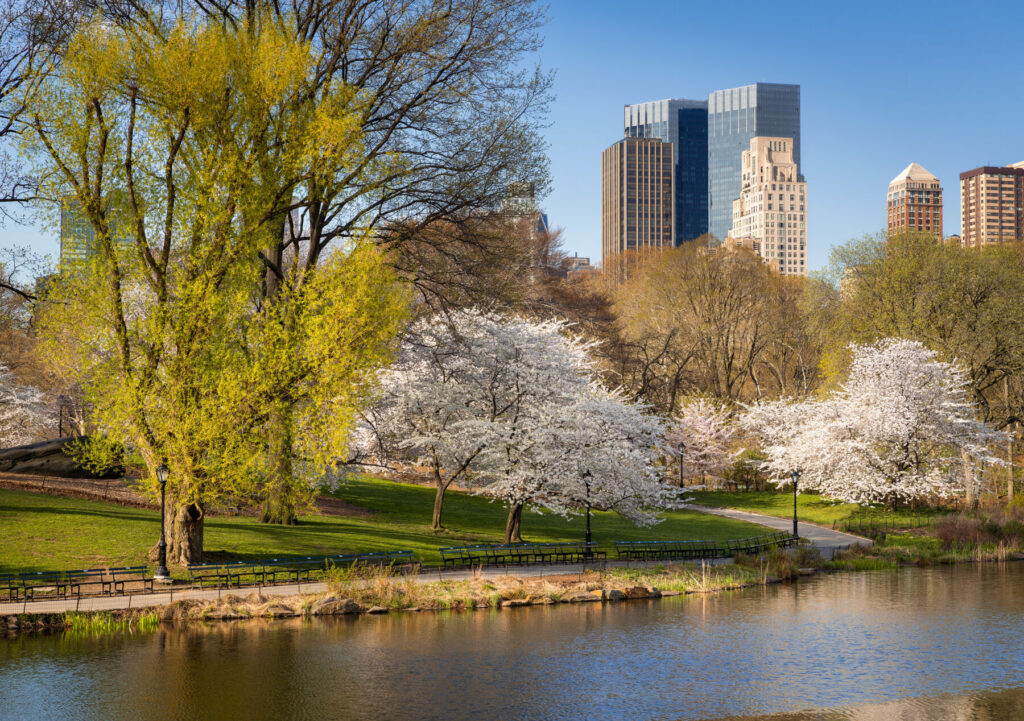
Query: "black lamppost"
582 470 593 557
155 464 171 582
791 469 801 539
677 441 685 487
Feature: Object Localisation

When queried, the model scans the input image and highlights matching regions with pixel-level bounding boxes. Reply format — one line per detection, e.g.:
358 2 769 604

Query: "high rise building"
959 162 1024 247
601 137 674 264
59 196 132 273
887 163 943 238
623 98 708 244
728 136 807 276
707 83 801 242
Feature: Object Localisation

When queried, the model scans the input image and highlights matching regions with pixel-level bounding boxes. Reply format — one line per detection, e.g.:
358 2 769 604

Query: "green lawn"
688 490 947 527
0 477 766 574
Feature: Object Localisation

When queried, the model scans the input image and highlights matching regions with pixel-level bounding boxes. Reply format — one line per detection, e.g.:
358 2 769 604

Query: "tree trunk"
261 405 297 525
962 449 979 511
159 500 204 566
1008 423 1016 506
504 502 523 543
260 220 298 525
432 479 452 530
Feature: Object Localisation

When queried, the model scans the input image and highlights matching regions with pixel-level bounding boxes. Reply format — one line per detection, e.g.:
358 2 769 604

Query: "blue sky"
6 0 1024 273
540 0 1024 270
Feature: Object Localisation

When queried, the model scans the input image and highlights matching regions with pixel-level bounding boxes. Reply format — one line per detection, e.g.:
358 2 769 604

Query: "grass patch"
0 477 766 574
608 562 763 593
824 557 899 571
61 610 161 636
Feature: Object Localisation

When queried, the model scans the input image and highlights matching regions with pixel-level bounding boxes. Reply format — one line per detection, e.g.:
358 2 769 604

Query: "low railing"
832 515 940 534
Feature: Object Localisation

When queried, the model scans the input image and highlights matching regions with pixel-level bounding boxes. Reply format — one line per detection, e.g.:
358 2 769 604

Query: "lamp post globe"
155 464 171 582
790 469 801 539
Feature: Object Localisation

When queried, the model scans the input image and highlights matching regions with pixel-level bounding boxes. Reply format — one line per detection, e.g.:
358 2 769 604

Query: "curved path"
685 504 872 558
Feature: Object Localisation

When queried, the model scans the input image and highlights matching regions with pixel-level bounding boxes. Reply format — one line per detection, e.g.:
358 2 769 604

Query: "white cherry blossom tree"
358 309 597 531
477 384 681 539
0 365 52 447
666 397 735 487
741 339 1003 507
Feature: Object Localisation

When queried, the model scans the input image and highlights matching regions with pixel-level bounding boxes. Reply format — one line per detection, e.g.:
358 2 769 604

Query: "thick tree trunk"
155 500 204 566
261 405 297 525
431 480 452 530
504 502 523 543
260 221 298 526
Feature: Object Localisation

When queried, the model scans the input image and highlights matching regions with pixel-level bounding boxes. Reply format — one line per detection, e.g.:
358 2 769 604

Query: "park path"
685 504 872 557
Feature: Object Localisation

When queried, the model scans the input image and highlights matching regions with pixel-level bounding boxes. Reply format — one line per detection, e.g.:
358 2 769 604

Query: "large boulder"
311 597 364 615
564 592 600 603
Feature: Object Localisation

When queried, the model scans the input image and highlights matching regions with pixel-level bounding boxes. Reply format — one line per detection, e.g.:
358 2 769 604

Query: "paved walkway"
685 504 872 557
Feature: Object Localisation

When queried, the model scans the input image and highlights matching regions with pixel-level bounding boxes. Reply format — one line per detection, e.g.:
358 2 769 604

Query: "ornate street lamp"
155 464 171 582
677 441 685 488
791 469 801 539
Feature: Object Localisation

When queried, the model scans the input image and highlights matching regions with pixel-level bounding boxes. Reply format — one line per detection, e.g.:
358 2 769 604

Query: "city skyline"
540 0 1024 272
5 0 1024 275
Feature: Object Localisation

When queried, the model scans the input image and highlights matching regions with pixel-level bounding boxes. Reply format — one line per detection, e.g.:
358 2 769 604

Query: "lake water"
3 564 1024 720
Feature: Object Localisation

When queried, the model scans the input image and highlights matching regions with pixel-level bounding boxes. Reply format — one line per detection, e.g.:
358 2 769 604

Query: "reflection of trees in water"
10 567 1024 721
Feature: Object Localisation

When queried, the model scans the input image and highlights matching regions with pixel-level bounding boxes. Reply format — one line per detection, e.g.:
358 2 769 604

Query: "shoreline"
7 548 1023 639
2 561 786 637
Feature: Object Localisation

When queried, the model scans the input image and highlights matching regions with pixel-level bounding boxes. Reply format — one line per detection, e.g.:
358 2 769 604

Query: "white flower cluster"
0 365 51 447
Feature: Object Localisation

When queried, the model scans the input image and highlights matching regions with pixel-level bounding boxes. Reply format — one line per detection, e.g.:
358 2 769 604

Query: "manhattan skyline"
541 0 1024 271
6 0 1024 275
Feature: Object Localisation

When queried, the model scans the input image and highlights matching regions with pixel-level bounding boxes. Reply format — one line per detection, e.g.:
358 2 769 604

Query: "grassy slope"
687 490 946 526
0 477 765 573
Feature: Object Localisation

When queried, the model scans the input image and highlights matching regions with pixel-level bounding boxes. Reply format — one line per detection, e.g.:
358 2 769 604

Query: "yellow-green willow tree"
29 16 407 563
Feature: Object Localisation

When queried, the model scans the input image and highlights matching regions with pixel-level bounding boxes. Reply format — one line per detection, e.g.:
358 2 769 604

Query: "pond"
3 563 1024 720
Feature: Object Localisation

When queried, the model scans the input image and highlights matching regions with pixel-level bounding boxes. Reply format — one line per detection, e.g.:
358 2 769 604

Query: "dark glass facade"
707 83 800 242
624 98 708 245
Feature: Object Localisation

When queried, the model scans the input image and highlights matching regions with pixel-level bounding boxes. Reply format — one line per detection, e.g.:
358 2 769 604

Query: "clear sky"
6 0 1024 273
539 0 1024 270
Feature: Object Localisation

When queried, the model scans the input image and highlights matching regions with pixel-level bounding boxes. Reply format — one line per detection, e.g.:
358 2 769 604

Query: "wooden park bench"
106 566 154 595
187 562 265 589
16 568 109 600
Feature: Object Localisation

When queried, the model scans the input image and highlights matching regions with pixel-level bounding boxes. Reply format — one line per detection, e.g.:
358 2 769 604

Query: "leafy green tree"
29 16 406 562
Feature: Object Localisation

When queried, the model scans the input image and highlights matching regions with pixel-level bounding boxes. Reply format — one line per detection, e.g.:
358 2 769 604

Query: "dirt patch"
0 472 153 509
314 495 372 518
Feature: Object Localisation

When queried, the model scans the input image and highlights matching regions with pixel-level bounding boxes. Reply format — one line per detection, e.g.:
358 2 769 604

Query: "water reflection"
714 687 1024 720
3 564 1024 720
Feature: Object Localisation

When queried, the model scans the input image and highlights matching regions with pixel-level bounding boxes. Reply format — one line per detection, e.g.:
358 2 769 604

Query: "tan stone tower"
727 136 807 276
601 137 674 266
887 163 943 238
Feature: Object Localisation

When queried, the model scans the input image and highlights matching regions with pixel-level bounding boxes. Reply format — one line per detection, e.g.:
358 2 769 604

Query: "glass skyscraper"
707 83 800 242
624 98 708 244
